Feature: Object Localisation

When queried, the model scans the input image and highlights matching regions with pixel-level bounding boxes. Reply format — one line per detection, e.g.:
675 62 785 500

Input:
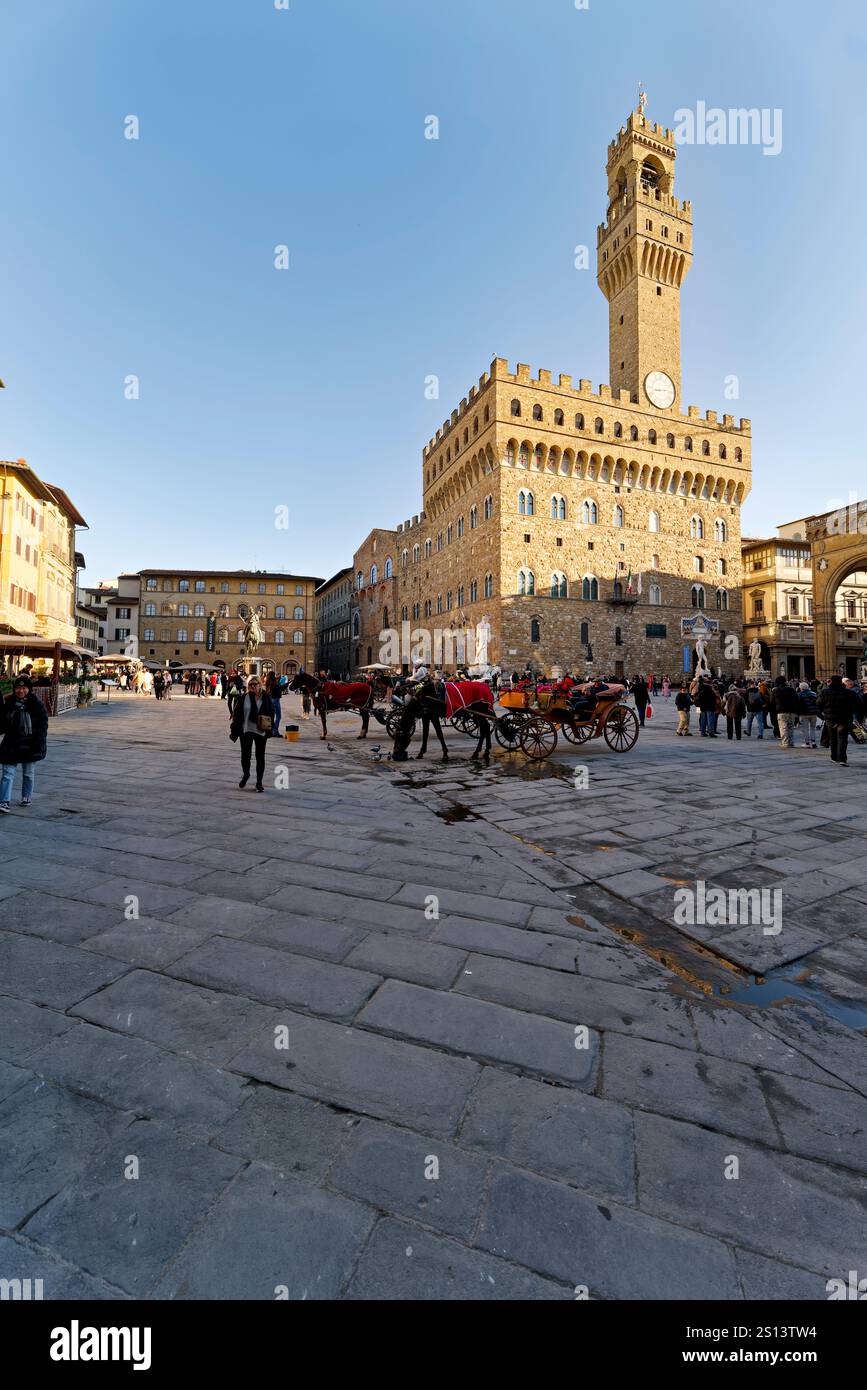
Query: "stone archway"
807 502 867 678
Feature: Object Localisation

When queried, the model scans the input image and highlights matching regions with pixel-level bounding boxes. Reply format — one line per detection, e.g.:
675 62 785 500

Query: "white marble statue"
747 638 764 674
695 636 711 677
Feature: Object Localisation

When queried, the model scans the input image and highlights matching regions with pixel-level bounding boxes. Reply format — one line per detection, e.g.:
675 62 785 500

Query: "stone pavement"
0 690 865 1301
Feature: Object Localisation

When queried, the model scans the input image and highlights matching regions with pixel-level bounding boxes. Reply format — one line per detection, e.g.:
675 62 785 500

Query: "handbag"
257 714 273 733
850 722 867 744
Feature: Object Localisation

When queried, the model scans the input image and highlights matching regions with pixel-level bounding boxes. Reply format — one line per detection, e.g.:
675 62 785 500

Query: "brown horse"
288 671 376 739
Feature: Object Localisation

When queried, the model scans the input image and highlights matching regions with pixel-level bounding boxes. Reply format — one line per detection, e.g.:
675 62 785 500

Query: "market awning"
0 635 91 659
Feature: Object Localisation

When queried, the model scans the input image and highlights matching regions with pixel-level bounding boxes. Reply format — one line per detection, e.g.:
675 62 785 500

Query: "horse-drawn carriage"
496 681 639 759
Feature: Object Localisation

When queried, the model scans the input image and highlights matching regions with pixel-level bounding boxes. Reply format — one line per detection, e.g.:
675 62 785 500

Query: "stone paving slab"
152 1163 374 1300
24 1118 241 1295
3 693 865 1300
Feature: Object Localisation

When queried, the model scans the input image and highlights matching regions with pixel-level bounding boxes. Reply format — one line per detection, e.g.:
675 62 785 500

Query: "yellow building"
0 459 87 648
137 569 322 675
352 98 751 679
743 522 867 681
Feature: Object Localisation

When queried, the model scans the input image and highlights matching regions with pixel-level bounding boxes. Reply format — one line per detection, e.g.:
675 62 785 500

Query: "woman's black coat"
0 692 49 763
229 690 275 741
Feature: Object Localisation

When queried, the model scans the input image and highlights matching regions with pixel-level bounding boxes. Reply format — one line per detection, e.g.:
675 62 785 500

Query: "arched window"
424 539 432 558
702 440 710 456
384 557 393 578
594 417 604 434
719 444 727 459
356 571 363 589
457 584 464 607
401 548 408 568
484 573 493 598
666 433 675 448
469 579 477 602
691 585 706 609
352 611 360 638
613 505 624 528
293 630 304 644
294 606 304 620
517 569 535 596
219 627 229 642
530 618 541 644
469 505 477 529
575 413 585 429
236 628 245 643
648 510 660 533
275 630 285 644
457 515 465 538
648 429 657 444
716 589 729 611
370 564 378 584
446 524 453 544
684 436 693 452
614 421 623 439
734 447 742 462
580 621 589 645
194 603 205 617
484 494 493 520
519 445 529 468
714 519 727 542
177 628 188 642
258 606 268 619
518 488 535 515
554 409 564 425
510 398 521 416
582 500 598 525
382 607 389 630
649 584 662 605
218 603 229 618
551 572 567 598
273 605 284 619
193 628 204 643
413 544 420 563
532 404 543 421
690 516 704 540
178 603 189 617
445 590 452 611
238 604 249 619
651 553 659 569
582 576 599 601
551 493 566 520
630 425 639 441
717 558 727 576
533 445 544 469
693 555 704 573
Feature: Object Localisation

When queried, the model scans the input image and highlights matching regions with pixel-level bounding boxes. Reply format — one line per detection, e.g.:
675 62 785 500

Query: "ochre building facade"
352 102 752 679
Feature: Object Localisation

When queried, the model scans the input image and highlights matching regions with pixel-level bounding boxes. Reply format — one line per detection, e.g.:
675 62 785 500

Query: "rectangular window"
789 596 799 616
146 578 157 590
645 624 667 638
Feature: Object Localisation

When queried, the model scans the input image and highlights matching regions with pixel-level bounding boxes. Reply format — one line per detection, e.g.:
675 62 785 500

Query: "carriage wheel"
494 712 527 751
603 705 639 752
451 710 480 737
519 715 558 761
561 719 593 745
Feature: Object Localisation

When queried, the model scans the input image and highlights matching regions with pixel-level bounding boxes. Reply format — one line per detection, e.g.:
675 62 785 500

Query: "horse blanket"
320 681 372 710
444 680 495 720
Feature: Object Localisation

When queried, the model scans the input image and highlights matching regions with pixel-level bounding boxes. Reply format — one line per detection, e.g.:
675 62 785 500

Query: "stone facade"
315 567 353 677
137 569 321 675
351 101 751 679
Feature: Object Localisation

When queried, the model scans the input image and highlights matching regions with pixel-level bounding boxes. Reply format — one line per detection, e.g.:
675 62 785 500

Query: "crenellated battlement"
598 183 692 241
608 109 676 159
422 358 750 458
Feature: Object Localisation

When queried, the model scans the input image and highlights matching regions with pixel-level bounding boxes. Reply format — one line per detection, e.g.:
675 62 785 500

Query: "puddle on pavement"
434 803 479 824
725 967 867 1029
569 911 867 1029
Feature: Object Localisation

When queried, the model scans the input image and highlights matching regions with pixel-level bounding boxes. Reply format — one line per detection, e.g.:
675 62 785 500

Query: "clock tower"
596 93 693 410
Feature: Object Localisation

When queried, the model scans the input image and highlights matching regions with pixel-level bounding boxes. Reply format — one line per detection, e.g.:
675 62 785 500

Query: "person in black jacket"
229 675 274 791
630 675 650 727
769 676 800 748
0 675 49 811
819 675 859 767
674 683 692 736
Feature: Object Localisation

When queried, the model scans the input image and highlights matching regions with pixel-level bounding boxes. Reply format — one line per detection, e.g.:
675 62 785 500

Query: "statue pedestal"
239 658 262 678
744 667 770 682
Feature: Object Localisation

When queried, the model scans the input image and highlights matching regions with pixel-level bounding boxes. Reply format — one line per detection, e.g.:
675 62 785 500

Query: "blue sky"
2 0 865 584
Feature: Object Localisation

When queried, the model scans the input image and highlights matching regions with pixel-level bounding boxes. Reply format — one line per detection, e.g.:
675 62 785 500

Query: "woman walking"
0 675 49 811
229 675 274 792
723 686 746 741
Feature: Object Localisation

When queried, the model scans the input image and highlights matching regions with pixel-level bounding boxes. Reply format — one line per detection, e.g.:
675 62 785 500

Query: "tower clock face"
644 371 675 409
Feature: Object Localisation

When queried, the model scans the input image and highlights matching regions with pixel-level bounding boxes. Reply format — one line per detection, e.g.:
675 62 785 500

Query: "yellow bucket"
284 726 300 741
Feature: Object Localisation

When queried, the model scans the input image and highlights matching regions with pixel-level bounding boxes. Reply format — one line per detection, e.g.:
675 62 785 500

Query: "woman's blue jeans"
1 763 36 802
